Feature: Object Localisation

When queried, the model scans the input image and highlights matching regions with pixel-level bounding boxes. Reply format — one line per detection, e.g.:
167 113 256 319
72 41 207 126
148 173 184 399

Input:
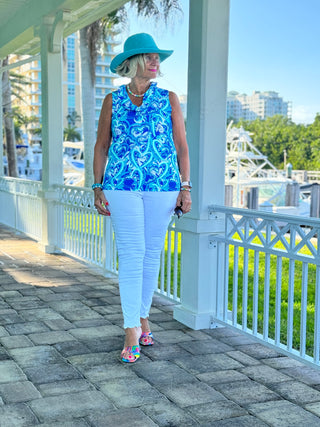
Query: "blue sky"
119 0 320 124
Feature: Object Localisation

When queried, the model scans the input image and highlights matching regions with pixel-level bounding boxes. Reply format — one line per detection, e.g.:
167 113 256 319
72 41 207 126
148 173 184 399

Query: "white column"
38 14 65 253
174 0 230 329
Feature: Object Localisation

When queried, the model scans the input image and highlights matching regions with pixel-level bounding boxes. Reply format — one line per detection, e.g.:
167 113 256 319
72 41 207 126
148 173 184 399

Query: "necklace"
127 84 149 98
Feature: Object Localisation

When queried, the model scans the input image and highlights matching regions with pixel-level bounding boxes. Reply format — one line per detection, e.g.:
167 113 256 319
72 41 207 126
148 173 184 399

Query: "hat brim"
110 48 173 73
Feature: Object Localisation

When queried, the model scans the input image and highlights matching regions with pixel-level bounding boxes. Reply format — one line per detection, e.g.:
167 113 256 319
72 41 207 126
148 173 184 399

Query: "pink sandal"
139 332 154 346
120 345 140 363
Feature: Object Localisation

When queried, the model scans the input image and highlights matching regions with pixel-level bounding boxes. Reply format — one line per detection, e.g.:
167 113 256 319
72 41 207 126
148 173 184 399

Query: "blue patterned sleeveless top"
102 82 180 191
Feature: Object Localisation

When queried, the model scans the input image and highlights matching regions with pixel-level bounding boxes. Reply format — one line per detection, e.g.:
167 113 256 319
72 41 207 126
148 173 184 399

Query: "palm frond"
130 0 182 24
131 0 160 18
11 93 29 105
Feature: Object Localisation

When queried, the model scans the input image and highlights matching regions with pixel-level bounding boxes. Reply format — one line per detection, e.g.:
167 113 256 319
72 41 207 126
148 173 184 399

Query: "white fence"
55 184 117 277
0 177 42 240
0 178 181 299
55 184 181 299
210 205 320 366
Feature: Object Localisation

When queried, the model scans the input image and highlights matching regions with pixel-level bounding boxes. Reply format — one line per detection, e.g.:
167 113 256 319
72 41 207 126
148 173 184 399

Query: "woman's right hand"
94 189 110 216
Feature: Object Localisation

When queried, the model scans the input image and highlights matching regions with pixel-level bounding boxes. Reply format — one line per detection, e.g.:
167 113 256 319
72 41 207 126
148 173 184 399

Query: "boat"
3 140 85 186
225 123 310 216
63 141 84 186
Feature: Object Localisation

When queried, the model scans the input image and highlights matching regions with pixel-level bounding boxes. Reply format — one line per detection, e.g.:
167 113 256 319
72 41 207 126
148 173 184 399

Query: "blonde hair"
115 54 162 78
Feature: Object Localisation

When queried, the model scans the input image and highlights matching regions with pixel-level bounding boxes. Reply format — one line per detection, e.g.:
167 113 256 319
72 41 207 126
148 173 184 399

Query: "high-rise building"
227 91 291 122
94 35 119 131
63 33 81 130
12 31 119 143
8 55 42 143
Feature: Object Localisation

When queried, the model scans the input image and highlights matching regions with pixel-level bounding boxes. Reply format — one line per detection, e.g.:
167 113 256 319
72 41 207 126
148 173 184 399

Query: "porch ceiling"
0 0 128 59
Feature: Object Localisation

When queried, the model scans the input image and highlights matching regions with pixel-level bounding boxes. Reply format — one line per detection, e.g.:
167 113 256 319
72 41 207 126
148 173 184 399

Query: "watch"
181 180 192 188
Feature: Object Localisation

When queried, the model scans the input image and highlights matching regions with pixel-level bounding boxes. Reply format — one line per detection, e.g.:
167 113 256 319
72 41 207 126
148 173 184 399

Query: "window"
68 73 75 82
67 62 75 72
68 85 75 96
68 96 75 107
67 49 75 61
96 66 102 73
67 37 75 48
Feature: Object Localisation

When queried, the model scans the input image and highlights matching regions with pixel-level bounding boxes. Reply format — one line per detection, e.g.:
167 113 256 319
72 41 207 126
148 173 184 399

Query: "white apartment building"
12 31 118 142
94 35 119 131
227 90 291 122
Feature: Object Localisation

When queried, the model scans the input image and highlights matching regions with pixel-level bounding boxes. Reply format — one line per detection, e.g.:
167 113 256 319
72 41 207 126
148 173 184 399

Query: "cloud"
292 105 318 124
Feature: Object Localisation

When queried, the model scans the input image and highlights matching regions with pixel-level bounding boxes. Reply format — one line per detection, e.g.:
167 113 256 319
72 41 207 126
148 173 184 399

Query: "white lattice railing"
0 177 42 240
0 178 180 297
210 205 320 365
55 184 181 299
2 177 320 365
56 184 117 276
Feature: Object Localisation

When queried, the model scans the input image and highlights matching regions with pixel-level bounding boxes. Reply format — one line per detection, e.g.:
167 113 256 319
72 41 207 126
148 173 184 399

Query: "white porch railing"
0 178 181 298
55 184 116 276
210 205 320 366
54 184 181 299
0 177 42 240
2 177 320 366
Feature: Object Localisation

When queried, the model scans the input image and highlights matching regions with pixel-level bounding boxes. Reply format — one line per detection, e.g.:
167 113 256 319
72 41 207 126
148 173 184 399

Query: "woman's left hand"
176 190 192 214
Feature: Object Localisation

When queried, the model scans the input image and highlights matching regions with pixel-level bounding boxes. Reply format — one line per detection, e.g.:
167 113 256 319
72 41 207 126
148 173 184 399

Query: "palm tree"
2 57 19 177
2 57 32 177
79 0 182 187
67 110 81 127
12 107 40 142
64 125 81 142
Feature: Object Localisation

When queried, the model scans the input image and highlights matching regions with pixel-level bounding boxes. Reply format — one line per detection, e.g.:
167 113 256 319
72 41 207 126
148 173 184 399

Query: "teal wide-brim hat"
110 33 173 73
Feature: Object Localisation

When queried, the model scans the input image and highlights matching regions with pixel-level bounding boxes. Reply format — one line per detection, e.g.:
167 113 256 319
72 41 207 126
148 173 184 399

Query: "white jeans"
104 190 179 329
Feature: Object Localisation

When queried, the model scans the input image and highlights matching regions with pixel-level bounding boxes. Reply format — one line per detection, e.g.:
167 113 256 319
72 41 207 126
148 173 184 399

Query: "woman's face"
137 53 160 79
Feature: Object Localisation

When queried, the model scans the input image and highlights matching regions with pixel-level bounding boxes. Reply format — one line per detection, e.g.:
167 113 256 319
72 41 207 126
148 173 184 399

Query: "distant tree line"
231 114 320 171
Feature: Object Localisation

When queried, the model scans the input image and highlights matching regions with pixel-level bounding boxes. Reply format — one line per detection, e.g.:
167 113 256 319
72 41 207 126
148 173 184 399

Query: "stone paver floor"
1 224 320 426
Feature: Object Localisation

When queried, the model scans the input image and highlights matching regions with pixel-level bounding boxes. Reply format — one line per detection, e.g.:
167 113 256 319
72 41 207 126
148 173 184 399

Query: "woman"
92 33 191 363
